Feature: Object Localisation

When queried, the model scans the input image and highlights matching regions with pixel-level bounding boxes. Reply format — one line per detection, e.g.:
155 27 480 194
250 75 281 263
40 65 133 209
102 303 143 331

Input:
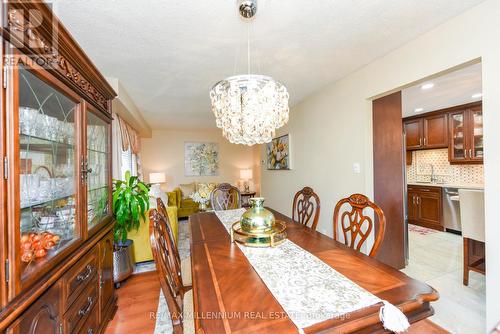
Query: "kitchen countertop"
407 182 484 190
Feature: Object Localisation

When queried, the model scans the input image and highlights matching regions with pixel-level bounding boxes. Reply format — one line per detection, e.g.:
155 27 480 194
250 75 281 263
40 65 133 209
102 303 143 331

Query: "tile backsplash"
406 148 483 185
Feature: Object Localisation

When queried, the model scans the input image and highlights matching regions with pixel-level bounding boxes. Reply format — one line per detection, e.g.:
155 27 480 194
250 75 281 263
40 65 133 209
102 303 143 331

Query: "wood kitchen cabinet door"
407 186 443 231
424 113 448 148
407 189 418 223
449 110 468 163
468 106 483 163
418 191 443 230
404 119 423 149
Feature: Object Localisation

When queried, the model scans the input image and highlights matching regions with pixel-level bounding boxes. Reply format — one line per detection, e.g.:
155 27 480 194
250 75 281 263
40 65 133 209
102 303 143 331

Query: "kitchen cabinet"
404 119 423 149
407 185 443 231
449 106 483 164
404 114 448 150
407 188 418 222
0 2 116 332
423 114 448 148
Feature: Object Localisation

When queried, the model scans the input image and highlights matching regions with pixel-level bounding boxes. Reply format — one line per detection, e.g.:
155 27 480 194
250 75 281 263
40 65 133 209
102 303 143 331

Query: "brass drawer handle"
77 265 93 282
78 296 94 316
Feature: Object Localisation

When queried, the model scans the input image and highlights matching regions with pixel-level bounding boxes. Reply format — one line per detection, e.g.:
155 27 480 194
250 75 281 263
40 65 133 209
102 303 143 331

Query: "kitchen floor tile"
401 228 485 334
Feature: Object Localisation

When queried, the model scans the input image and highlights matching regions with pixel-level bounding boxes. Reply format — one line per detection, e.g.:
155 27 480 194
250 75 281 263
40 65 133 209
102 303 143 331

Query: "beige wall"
260 0 500 330
141 129 258 191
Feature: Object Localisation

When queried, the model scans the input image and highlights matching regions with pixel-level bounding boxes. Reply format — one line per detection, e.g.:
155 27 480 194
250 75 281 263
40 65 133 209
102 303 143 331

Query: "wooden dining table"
189 209 438 334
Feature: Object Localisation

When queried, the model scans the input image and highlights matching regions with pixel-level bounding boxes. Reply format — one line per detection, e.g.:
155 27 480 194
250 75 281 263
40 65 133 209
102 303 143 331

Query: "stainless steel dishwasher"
443 187 461 232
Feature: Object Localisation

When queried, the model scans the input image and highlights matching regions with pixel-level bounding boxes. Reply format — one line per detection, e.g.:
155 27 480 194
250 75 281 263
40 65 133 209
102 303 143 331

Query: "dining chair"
157 198 192 286
333 194 386 257
210 183 242 211
459 189 485 286
149 209 194 333
292 186 321 231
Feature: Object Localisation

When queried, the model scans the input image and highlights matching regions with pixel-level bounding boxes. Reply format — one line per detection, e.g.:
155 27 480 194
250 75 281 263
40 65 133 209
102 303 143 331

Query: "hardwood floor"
105 271 160 334
104 271 448 334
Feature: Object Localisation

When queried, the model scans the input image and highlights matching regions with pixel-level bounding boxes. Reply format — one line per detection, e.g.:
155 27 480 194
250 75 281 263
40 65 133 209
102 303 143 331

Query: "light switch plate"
353 163 361 174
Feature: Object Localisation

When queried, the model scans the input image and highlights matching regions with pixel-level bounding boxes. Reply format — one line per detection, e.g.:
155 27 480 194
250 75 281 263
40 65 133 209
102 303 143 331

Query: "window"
120 146 137 179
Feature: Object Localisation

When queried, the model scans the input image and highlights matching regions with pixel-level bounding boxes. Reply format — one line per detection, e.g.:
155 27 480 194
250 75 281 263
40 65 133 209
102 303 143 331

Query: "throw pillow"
179 182 196 199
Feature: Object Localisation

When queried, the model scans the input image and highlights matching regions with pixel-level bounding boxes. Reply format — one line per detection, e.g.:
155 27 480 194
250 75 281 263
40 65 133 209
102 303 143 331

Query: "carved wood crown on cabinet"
3 3 116 115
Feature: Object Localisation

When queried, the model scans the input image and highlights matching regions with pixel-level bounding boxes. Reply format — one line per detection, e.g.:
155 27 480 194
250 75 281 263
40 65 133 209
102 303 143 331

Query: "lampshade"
240 169 253 180
149 172 166 184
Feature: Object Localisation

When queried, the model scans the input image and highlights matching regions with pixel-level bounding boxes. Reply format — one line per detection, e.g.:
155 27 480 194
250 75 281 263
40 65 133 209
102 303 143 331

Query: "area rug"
154 220 191 334
408 224 438 236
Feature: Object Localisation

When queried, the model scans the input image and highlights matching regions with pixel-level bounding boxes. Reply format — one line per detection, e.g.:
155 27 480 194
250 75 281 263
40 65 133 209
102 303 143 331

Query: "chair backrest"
157 197 181 257
210 183 241 211
292 186 321 230
333 194 386 257
149 209 186 330
458 189 485 242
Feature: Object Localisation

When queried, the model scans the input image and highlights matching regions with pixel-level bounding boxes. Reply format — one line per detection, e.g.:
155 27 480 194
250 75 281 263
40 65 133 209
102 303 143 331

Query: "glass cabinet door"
449 111 466 162
17 66 80 281
86 109 110 231
469 107 483 161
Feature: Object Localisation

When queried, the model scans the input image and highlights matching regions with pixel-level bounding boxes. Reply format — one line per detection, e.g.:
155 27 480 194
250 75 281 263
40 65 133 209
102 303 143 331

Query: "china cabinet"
0 1 116 333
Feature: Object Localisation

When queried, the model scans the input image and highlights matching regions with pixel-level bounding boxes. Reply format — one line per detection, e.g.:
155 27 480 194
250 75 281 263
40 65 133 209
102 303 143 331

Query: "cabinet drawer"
64 277 98 334
77 303 99 334
62 246 98 311
408 185 441 195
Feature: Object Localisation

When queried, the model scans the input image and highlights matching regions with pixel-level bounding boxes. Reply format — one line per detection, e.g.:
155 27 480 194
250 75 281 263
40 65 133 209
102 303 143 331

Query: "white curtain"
111 113 123 180
136 152 144 181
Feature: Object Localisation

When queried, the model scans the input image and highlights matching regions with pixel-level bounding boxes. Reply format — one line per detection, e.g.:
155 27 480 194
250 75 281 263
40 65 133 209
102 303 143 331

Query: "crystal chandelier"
210 0 289 146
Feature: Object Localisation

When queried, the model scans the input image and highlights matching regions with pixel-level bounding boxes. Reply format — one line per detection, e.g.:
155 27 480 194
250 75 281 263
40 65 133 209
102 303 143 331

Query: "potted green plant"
112 171 150 287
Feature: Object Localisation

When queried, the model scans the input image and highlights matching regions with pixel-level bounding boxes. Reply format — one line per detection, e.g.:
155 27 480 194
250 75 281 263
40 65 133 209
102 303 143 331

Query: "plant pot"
113 239 136 288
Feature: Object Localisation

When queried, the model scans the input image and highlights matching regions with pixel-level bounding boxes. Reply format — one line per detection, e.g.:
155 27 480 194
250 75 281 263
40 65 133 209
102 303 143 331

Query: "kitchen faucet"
430 164 438 183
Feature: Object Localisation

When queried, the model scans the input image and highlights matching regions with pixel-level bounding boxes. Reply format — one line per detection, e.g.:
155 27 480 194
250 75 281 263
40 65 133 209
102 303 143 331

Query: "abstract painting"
267 134 291 170
184 142 219 176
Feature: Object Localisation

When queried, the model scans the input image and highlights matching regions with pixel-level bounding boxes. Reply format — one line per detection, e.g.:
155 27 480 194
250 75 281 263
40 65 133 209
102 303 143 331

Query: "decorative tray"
230 220 287 248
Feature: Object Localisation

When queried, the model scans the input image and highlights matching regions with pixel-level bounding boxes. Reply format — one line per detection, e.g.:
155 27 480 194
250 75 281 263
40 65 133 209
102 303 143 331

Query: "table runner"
214 209 410 333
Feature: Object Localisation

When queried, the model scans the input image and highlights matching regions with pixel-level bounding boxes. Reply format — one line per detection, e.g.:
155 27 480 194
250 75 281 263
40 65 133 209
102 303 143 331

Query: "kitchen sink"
413 181 446 185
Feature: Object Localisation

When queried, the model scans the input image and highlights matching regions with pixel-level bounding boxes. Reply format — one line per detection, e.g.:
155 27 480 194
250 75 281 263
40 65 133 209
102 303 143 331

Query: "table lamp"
240 169 253 193
149 172 166 199
149 172 166 185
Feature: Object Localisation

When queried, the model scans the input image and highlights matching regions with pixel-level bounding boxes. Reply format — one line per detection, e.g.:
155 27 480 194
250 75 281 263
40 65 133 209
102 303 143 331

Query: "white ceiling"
52 0 485 130
402 63 482 118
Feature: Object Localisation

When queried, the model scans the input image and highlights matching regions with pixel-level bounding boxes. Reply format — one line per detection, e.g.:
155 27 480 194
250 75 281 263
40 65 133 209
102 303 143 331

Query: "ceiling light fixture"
414 108 424 113
421 83 434 90
209 0 289 146
471 93 482 99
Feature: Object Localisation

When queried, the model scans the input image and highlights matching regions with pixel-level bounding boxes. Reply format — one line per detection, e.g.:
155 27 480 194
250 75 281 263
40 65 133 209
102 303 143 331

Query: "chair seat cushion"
181 256 192 286
183 289 195 334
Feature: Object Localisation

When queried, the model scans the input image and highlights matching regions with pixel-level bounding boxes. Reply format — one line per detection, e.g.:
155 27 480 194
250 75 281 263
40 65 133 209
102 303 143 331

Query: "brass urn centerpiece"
231 197 287 247
241 198 275 233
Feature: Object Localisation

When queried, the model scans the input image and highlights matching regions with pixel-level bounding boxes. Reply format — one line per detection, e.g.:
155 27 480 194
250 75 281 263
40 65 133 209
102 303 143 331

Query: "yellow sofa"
128 203 179 263
169 187 199 219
